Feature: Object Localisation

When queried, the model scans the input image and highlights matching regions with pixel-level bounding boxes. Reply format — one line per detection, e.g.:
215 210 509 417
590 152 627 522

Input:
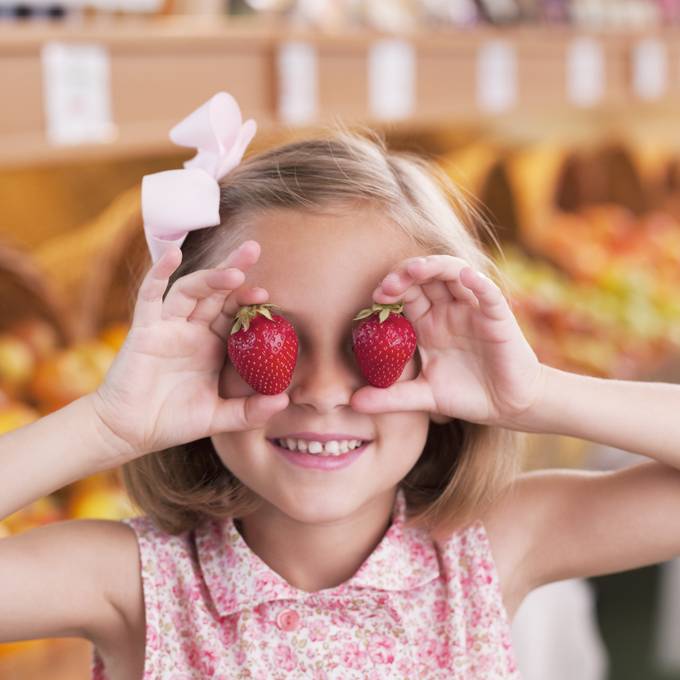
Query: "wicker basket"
33 185 150 341
0 239 73 346
493 141 647 252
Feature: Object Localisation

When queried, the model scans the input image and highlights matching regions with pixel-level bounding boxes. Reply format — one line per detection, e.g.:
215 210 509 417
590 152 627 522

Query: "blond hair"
121 127 524 539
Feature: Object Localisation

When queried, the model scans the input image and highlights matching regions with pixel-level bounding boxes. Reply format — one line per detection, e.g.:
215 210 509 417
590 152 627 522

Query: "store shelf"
2 16 680 167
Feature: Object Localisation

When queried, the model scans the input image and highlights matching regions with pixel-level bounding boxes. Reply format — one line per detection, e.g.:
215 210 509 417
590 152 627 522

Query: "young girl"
1 92 679 680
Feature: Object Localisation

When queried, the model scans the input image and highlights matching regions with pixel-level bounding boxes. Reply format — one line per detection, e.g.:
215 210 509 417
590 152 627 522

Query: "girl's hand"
90 241 289 466
349 255 546 428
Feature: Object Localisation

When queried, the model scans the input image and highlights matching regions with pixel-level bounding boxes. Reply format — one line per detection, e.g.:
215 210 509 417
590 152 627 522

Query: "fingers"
163 267 246 322
132 246 184 328
209 392 289 434
374 255 504 321
459 267 510 321
159 240 263 326
350 375 436 415
216 239 261 270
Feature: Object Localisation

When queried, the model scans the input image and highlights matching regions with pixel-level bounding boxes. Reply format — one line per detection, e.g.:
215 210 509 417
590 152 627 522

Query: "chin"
272 488 363 525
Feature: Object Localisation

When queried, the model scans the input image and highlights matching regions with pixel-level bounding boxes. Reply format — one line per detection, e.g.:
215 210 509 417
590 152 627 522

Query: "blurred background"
2 0 680 678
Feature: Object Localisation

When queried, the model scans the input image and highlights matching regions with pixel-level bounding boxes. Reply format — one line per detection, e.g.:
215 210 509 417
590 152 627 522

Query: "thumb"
350 378 436 414
211 392 289 433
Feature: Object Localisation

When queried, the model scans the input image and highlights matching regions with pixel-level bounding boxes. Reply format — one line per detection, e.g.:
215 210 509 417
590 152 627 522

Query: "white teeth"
275 438 366 456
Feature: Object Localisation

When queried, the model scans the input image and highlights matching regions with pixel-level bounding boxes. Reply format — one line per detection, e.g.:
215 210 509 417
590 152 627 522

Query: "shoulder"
475 469 584 618
477 468 602 593
72 518 147 645
479 461 680 612
76 515 192 650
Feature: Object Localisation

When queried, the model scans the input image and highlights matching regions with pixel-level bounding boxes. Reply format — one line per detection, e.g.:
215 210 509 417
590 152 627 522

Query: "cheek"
378 398 429 444
211 430 259 477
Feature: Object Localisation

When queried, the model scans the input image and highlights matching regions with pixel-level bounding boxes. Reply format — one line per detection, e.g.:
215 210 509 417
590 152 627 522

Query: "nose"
289 344 361 413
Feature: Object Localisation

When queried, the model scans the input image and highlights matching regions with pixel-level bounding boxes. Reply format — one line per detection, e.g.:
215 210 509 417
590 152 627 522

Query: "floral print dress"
91 488 520 679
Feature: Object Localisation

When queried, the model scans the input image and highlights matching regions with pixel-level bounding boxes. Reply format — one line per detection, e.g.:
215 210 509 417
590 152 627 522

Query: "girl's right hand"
89 240 289 467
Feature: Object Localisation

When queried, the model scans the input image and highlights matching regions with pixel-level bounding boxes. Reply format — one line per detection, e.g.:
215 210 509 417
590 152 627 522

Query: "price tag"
477 40 517 114
566 37 605 107
41 42 117 146
277 41 318 125
368 39 416 121
633 38 667 101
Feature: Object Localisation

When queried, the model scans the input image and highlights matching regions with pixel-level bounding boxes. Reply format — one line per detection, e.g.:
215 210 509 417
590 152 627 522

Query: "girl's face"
211 206 431 524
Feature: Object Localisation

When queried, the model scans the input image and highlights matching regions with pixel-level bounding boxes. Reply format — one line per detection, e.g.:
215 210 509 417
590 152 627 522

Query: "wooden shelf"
2 16 680 167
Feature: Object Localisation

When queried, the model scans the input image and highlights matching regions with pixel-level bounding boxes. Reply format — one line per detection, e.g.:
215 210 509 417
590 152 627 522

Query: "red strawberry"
227 303 298 395
352 302 417 388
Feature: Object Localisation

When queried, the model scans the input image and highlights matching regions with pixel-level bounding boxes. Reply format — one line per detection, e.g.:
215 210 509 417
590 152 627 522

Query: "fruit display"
498 231 680 379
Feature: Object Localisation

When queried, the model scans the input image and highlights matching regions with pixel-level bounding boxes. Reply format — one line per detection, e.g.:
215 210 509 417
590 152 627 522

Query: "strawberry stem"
230 303 280 334
353 301 404 324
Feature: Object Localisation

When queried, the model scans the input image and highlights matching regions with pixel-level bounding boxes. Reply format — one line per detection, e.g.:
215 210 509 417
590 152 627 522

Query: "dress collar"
195 487 441 618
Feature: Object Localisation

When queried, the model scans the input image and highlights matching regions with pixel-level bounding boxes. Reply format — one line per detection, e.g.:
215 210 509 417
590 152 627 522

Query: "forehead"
238 207 422 325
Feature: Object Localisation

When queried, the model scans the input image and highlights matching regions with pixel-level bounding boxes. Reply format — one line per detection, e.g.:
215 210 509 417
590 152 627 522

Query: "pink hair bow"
142 92 257 264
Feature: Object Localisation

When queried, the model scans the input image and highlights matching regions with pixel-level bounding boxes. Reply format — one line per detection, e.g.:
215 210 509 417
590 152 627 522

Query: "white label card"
566 37 605 107
277 42 318 125
477 40 517 114
633 38 667 101
368 39 416 121
41 42 116 146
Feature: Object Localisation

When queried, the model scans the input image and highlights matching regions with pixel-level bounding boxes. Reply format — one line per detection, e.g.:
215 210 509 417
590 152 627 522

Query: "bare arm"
514 364 680 467
498 365 680 591
0 393 125 521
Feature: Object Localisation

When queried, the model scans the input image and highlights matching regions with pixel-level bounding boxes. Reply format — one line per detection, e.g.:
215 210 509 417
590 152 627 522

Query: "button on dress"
91 487 520 679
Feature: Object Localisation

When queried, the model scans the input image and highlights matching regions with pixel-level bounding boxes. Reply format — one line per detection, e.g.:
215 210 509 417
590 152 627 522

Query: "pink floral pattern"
91 488 520 679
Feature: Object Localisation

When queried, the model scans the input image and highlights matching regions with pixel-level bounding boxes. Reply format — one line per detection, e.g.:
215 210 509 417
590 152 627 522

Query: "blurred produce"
2 496 64 535
67 474 136 521
0 400 40 434
9 318 61 362
0 334 35 400
28 340 116 414
98 321 129 353
498 236 680 379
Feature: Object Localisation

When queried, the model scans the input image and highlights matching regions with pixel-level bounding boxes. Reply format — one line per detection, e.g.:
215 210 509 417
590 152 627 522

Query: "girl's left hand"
349 255 546 428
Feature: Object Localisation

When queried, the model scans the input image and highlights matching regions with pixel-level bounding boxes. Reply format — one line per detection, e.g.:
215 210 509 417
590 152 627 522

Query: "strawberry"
227 303 298 395
352 302 417 388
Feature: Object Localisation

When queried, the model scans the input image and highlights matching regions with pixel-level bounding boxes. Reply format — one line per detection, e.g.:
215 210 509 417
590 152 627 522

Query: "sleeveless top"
91 488 520 679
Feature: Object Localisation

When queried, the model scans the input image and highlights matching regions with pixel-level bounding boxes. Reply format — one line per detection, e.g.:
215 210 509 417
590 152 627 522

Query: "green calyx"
230 303 279 334
353 301 404 324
